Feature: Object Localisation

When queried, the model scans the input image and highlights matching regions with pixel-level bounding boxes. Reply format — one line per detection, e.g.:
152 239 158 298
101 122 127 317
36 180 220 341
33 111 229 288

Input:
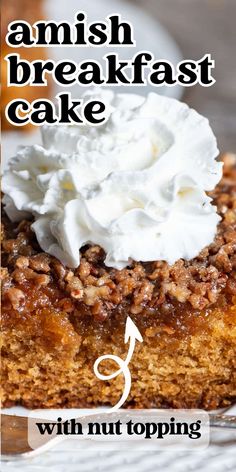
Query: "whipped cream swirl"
2 89 222 269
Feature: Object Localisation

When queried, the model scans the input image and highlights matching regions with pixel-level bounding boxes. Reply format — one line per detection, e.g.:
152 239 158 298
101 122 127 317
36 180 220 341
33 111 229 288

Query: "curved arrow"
93 316 143 411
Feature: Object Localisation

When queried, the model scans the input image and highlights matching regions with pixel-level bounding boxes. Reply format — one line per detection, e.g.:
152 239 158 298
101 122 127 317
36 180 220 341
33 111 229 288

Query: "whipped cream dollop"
2 89 223 269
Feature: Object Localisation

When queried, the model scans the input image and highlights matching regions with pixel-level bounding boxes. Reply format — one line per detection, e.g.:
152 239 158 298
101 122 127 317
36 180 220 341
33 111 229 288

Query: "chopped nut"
163 282 191 303
15 256 29 269
77 259 91 280
6 287 24 309
29 254 50 272
133 280 154 306
12 268 50 286
84 285 110 305
52 260 67 280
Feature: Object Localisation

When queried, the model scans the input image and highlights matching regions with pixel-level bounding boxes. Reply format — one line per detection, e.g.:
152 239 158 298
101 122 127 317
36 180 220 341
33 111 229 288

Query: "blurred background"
2 0 236 155
129 0 236 152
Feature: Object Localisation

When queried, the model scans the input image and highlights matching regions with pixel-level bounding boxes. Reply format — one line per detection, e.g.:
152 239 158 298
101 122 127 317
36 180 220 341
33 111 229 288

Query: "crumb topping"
1 154 236 321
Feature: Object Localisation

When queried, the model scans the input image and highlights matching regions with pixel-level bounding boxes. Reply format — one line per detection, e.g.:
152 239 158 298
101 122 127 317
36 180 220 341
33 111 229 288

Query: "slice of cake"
1 91 236 410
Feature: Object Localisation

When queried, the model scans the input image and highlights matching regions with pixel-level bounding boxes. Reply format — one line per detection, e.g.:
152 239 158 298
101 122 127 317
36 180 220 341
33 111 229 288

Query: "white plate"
2 405 236 471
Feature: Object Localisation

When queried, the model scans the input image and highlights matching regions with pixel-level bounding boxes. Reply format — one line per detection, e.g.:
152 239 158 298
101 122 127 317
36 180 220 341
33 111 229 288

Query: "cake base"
1 296 236 410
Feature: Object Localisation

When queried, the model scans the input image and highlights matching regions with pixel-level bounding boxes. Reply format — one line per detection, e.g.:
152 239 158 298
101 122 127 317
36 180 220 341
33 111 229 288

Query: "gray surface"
128 0 236 152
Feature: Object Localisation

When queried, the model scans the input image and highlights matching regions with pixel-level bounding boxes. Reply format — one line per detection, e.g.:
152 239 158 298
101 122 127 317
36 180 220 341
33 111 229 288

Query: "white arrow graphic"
93 316 143 412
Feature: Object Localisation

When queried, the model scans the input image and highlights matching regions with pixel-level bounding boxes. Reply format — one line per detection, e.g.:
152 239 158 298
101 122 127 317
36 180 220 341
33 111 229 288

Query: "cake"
1 91 236 410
